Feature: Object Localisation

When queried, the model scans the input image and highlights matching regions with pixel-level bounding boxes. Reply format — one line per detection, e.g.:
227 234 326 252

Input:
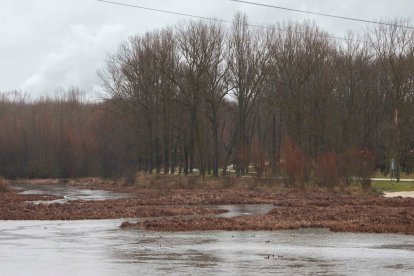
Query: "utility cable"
96 0 365 43
231 0 414 30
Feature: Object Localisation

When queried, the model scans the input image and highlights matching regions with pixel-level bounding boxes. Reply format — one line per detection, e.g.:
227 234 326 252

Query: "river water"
1 220 414 275
2 184 414 275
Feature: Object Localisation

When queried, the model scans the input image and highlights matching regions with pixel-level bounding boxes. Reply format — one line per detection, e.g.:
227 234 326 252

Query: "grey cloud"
21 23 126 96
0 0 413 97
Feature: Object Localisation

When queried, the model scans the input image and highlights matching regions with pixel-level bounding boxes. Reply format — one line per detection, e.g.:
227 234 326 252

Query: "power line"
231 0 414 30
96 0 234 24
95 0 363 43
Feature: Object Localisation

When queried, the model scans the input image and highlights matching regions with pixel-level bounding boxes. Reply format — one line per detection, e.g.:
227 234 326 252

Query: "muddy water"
1 220 414 275
10 183 127 203
214 204 274 218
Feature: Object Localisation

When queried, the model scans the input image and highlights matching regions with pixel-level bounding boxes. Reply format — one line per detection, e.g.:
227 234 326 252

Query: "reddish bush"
281 137 310 187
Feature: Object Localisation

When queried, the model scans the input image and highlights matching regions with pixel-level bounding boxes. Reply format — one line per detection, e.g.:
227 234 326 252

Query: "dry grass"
125 193 414 235
129 173 286 191
0 190 227 220
46 173 373 197
4 176 414 234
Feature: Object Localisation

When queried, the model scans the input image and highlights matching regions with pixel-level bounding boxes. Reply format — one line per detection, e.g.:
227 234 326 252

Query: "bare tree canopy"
1 14 414 183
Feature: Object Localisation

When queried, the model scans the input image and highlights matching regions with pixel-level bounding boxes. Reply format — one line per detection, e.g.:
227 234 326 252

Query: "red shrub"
281 137 310 187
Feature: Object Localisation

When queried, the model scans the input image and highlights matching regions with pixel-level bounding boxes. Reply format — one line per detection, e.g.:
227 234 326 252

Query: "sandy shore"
384 191 414 198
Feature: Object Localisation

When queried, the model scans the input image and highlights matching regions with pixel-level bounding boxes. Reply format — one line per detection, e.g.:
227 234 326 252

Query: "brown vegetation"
3 178 414 235
281 138 311 187
123 192 414 235
0 189 227 220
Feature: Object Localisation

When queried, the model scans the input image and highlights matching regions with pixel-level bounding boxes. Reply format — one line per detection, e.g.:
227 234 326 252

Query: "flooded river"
1 220 414 275
2 183 414 275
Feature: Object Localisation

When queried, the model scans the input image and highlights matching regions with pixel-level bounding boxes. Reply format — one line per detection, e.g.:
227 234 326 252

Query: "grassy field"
372 180 414 192
372 170 414 179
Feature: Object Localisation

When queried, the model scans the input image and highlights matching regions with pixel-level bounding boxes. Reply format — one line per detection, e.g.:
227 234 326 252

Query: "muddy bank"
122 193 414 235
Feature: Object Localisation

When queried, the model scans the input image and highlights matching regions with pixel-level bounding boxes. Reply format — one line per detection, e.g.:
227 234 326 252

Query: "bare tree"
369 19 414 171
227 13 270 176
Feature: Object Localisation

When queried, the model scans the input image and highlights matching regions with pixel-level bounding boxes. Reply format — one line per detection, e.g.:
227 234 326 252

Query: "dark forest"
1 14 414 184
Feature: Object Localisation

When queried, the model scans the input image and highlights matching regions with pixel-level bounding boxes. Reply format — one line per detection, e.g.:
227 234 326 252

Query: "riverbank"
2 177 414 235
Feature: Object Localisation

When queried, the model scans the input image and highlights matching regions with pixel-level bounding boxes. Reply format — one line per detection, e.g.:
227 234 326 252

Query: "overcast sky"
1 0 413 99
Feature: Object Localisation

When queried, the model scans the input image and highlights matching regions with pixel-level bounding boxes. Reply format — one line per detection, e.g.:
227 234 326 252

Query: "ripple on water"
1 221 414 275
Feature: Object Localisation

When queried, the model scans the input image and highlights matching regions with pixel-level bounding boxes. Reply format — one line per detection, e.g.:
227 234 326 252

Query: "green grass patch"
372 181 414 192
372 170 414 179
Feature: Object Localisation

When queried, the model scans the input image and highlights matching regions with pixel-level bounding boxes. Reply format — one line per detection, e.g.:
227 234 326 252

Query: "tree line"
0 90 134 178
1 13 414 182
